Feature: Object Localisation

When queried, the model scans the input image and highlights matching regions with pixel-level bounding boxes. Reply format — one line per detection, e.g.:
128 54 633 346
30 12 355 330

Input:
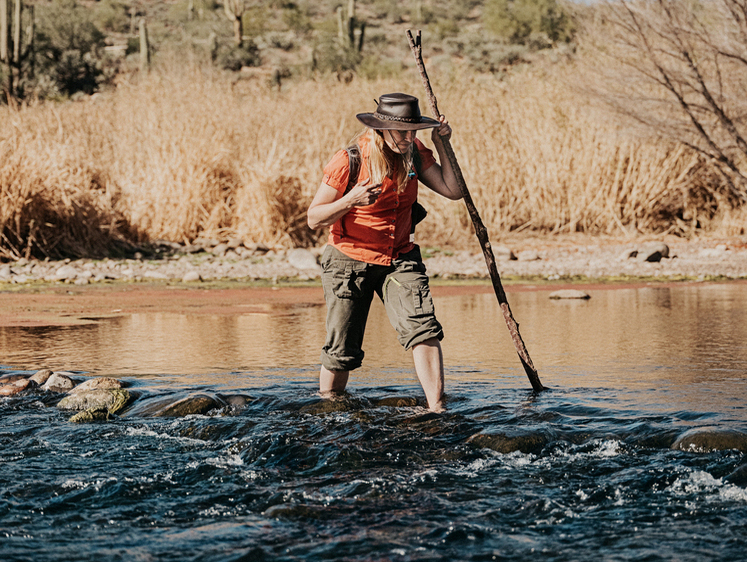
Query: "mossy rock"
69 408 112 423
58 389 131 412
65 389 132 423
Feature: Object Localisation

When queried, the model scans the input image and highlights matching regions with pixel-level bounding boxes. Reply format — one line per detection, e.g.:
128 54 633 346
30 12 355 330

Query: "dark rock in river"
672 427 747 453
373 396 420 407
725 463 747 486
299 398 359 414
42 373 75 393
468 431 549 454
30 369 54 385
549 289 591 300
152 394 224 417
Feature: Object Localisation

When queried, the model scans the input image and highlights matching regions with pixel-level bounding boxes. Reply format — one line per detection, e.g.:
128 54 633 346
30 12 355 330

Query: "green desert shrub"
92 0 131 33
216 42 261 71
29 0 109 98
357 55 403 80
483 0 575 44
311 39 360 74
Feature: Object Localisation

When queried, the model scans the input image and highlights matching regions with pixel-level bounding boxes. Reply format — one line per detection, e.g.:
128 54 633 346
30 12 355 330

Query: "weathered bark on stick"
406 29 545 392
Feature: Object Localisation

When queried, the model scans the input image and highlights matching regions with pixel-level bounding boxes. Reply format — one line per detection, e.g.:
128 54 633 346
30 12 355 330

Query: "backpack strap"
345 145 361 194
339 144 427 238
339 146 361 238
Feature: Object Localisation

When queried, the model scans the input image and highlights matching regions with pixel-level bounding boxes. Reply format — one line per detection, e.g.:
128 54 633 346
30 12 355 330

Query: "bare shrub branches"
579 0 747 200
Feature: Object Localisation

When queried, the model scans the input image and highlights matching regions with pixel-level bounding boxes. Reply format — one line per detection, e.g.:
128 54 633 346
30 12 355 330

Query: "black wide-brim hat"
356 93 440 131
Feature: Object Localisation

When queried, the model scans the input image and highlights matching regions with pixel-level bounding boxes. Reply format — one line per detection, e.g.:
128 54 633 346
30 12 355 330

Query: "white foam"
61 476 117 491
669 470 747 503
206 454 244 468
124 425 207 446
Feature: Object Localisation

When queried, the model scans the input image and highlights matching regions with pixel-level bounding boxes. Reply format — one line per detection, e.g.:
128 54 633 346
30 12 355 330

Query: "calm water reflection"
3 283 747 562
1 282 746 404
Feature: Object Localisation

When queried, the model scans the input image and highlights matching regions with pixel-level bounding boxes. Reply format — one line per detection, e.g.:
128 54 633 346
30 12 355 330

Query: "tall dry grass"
0 62 745 259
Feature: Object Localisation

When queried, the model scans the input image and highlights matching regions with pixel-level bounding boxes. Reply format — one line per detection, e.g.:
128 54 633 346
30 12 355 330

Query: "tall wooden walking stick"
407 30 545 392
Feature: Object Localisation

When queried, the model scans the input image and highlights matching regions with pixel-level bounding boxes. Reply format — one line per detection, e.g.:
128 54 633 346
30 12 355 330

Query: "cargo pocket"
329 261 368 299
385 276 435 319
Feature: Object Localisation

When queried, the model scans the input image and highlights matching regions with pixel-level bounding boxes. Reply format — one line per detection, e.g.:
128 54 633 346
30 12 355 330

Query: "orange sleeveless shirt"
322 136 436 266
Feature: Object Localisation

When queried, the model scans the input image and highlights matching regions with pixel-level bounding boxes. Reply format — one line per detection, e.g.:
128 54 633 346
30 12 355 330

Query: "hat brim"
356 113 440 131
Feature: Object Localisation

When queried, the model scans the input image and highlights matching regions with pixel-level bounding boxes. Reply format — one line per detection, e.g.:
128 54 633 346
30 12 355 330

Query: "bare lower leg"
412 338 444 411
320 366 349 396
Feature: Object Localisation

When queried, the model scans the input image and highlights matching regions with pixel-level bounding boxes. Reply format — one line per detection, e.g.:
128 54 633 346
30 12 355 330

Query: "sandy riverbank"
3 236 747 284
0 234 745 328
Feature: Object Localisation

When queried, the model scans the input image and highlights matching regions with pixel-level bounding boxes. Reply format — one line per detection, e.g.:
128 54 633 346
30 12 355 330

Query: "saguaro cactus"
1 0 8 64
11 0 18 61
223 0 246 46
337 0 365 52
2 0 32 98
139 18 150 72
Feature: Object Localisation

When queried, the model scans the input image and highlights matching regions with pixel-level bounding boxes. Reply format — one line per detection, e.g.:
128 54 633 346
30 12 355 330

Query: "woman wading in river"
307 93 462 411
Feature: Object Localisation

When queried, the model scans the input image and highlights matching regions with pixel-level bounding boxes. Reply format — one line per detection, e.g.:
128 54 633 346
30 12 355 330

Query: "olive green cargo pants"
320 245 444 372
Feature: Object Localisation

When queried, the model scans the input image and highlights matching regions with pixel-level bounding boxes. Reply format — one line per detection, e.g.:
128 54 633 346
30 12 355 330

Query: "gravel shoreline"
1 236 746 287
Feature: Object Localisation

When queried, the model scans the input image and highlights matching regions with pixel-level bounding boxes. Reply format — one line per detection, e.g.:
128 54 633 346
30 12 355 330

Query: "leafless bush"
578 0 747 201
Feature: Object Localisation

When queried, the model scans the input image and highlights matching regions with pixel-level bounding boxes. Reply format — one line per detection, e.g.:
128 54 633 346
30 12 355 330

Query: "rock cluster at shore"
1 237 746 285
0 369 252 422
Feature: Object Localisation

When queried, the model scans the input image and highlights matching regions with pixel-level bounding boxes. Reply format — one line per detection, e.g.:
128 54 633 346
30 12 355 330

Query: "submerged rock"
672 427 747 453
373 396 420 408
725 463 747 486
299 399 357 415
549 289 591 300
42 373 75 393
468 431 549 454
152 394 224 417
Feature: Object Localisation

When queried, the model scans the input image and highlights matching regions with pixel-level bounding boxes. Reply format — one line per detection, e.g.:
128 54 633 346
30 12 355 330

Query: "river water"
1 282 746 561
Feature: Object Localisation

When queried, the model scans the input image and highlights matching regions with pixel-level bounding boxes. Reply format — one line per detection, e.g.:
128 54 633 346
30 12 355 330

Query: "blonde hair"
350 128 415 193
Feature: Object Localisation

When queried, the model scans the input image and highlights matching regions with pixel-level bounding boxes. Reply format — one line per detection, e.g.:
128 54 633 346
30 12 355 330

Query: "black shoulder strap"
411 145 422 177
345 145 361 194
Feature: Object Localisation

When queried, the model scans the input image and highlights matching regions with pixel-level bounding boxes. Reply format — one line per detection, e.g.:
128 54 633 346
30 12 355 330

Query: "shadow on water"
1 282 747 561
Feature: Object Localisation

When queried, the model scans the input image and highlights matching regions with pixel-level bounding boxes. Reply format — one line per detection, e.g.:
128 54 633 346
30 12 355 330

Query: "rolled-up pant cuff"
401 325 444 351
321 350 363 372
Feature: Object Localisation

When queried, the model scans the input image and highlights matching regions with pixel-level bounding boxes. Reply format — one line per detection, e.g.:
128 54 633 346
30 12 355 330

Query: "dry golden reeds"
0 61 744 260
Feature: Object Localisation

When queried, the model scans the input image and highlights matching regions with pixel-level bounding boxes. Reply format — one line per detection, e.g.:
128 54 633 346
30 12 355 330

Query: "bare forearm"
432 136 463 200
307 195 354 230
